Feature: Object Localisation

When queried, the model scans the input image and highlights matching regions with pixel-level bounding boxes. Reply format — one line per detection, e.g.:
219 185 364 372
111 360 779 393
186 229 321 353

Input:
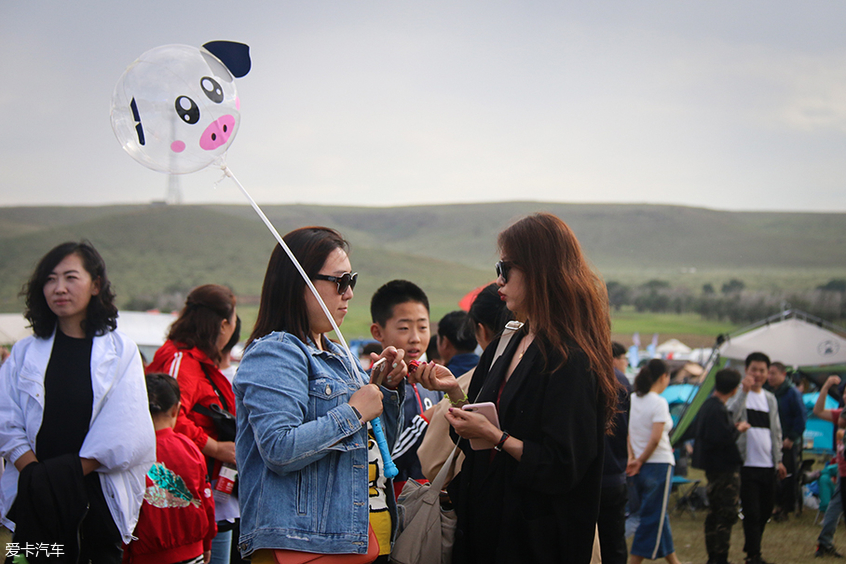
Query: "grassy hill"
0 202 843 340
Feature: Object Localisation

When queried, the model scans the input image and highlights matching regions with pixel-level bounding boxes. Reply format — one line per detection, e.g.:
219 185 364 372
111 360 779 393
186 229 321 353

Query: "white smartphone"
462 402 501 450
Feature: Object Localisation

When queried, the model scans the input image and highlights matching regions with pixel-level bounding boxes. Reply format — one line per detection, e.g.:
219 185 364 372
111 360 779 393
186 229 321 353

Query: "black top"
449 328 604 564
602 368 632 486
692 395 743 473
36 329 94 461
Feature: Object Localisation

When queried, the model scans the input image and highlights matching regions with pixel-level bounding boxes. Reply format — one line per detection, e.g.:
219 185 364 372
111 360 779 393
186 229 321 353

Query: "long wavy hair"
249 227 349 347
168 284 236 364
497 213 617 427
22 241 118 339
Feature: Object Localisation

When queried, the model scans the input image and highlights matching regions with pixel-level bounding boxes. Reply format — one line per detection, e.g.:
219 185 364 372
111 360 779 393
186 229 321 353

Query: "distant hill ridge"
0 202 843 312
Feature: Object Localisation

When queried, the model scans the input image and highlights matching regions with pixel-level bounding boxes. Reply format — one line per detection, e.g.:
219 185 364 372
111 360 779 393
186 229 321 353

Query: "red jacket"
146 341 236 480
123 428 216 564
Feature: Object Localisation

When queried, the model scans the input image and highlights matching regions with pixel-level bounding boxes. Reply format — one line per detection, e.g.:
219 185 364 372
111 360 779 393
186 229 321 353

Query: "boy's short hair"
611 342 626 358
745 351 771 369
370 280 430 326
438 310 477 352
714 368 742 394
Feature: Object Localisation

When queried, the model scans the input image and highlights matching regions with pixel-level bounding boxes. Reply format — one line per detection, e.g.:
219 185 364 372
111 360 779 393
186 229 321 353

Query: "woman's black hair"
634 358 668 397
22 240 118 338
249 227 349 347
146 372 181 415
468 283 512 335
437 310 477 352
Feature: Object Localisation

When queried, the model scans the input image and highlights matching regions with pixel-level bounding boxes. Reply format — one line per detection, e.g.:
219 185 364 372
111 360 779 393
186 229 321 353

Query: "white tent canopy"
0 314 32 344
656 338 692 356
0 311 175 351
719 315 846 368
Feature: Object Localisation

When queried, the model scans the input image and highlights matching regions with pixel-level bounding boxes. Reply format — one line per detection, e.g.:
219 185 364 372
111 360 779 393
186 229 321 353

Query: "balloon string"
220 165 360 383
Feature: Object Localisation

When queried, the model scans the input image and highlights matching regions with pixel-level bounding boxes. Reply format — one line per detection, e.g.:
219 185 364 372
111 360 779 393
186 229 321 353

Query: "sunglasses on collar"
314 272 358 295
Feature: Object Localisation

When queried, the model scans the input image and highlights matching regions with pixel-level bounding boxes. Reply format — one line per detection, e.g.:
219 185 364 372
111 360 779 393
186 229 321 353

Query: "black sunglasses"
314 272 358 295
495 260 514 283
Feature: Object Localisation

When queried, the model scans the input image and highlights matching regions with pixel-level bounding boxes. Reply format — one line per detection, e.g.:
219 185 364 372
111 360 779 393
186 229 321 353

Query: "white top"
0 329 156 542
629 391 675 465
744 389 773 468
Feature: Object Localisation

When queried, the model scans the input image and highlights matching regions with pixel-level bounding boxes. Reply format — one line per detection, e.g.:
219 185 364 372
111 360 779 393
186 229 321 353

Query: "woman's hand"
409 361 462 399
349 384 384 423
444 407 500 444
204 438 237 465
370 346 407 389
626 457 643 477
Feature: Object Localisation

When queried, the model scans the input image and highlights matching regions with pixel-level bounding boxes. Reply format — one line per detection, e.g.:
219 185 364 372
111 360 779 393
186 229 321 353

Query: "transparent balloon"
111 44 242 174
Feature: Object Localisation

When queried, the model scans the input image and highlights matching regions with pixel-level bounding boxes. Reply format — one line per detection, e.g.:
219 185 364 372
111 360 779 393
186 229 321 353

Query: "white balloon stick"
221 165 361 383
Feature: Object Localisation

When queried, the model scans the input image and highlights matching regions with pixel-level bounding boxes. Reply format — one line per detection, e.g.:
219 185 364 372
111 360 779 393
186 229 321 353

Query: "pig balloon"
111 41 251 174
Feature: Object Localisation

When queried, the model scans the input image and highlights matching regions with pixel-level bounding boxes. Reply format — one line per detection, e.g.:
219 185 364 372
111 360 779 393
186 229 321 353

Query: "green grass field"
611 308 740 348
0 202 843 348
659 463 840 564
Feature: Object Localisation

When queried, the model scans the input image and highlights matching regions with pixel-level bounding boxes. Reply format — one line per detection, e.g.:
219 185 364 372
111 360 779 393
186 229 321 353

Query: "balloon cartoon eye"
175 96 200 124
201 76 224 103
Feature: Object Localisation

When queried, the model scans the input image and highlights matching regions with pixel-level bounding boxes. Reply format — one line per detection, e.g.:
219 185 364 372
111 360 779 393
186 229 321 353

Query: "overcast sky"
2 2 846 211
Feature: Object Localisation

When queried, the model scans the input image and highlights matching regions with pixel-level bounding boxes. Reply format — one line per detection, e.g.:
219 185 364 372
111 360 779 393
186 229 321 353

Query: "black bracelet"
494 431 510 452
350 405 362 421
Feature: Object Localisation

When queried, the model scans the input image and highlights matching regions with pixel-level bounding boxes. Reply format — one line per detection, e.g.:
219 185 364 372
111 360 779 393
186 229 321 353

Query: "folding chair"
671 475 703 518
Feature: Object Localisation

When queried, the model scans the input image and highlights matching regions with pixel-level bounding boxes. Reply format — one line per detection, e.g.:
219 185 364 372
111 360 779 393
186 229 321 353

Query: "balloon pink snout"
200 115 236 150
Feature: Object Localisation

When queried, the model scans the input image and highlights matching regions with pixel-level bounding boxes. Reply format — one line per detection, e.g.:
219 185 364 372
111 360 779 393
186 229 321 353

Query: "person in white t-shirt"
726 352 786 564
627 359 681 564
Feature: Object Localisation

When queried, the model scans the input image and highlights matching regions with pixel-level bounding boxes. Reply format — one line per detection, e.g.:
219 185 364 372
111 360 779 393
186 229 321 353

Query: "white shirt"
0 329 156 541
744 389 774 468
629 392 675 465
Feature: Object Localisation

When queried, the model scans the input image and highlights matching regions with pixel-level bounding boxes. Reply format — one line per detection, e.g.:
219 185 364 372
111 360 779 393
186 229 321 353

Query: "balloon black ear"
203 41 251 78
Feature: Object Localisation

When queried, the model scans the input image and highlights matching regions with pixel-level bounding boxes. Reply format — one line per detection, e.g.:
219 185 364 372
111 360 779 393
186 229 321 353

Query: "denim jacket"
233 332 404 557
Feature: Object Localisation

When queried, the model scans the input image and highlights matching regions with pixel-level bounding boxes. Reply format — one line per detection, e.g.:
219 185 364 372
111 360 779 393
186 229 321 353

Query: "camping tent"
671 310 846 449
0 314 31 344
719 317 846 367
656 338 692 359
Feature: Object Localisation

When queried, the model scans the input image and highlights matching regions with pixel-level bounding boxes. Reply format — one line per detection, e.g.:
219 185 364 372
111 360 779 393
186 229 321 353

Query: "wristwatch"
494 431 510 452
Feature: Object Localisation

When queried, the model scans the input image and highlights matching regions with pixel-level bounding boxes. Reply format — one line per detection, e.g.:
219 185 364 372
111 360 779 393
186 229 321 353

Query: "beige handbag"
391 446 459 564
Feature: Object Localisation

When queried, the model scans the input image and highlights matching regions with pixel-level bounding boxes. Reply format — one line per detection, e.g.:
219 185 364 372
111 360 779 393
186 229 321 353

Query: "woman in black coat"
412 213 618 564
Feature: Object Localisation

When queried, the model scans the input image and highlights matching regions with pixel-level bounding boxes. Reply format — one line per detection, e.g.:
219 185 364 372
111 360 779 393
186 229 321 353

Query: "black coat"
692 396 742 473
449 328 605 564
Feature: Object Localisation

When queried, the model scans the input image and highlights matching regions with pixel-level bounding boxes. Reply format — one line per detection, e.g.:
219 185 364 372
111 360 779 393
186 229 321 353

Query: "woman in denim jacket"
234 227 406 562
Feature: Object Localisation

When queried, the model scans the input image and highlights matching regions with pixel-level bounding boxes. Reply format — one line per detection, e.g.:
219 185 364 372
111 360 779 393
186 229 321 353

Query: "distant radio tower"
166 174 182 204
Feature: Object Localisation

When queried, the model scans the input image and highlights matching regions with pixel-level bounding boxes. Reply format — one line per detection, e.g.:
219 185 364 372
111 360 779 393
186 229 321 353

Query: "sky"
2 2 846 212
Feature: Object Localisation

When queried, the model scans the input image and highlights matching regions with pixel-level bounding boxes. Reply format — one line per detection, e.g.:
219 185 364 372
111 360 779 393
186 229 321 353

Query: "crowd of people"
0 212 840 564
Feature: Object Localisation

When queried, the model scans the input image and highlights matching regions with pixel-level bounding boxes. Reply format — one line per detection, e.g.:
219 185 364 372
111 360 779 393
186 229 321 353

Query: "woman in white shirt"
627 359 681 564
0 241 155 562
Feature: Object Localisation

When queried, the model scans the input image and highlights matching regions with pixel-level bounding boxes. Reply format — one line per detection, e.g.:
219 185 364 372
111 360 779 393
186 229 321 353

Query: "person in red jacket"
124 373 216 564
146 284 238 564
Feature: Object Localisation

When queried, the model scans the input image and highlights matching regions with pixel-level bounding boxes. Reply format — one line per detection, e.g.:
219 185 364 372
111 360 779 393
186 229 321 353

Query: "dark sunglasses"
495 260 514 283
314 272 358 295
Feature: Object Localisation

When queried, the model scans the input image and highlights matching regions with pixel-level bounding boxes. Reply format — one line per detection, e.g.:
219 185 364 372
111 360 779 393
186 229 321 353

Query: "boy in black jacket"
693 368 751 564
